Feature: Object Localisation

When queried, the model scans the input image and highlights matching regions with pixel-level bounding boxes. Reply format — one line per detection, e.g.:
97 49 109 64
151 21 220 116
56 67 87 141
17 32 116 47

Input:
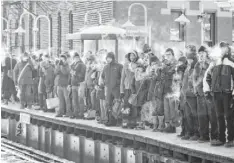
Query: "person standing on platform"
193 46 218 143
176 56 188 138
204 42 234 147
181 45 199 140
120 51 139 128
38 54 55 112
69 52 86 119
1 53 18 104
160 48 177 133
31 54 40 107
101 52 123 126
13 52 35 109
54 54 72 117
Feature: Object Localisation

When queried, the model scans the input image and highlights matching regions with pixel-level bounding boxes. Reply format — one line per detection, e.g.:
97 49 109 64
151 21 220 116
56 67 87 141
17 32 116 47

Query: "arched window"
57 12 62 54
69 11 73 50
49 14 53 48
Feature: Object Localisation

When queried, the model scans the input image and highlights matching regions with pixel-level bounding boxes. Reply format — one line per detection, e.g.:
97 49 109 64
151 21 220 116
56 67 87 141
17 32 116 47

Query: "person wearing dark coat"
176 56 188 138
1 53 17 104
204 42 234 147
54 54 72 117
193 46 218 143
38 54 55 111
181 45 199 141
131 64 150 129
14 52 35 109
69 52 86 119
101 52 123 126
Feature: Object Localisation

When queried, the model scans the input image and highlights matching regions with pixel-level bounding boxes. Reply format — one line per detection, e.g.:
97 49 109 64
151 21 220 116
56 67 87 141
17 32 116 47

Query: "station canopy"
66 25 126 40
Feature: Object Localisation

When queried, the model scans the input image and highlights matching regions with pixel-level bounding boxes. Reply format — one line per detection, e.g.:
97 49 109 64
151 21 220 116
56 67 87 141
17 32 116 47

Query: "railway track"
1 138 75 163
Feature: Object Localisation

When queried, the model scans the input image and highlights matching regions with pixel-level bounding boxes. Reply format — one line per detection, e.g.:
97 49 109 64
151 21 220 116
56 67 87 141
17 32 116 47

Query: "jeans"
197 95 218 140
72 86 84 117
213 92 234 142
57 86 72 116
100 99 108 122
184 96 199 137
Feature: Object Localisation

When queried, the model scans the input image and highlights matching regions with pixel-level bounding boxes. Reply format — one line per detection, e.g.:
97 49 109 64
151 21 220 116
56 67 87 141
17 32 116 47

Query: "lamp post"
14 9 51 55
14 9 36 52
33 15 51 55
123 3 148 44
1 17 10 53
174 4 190 54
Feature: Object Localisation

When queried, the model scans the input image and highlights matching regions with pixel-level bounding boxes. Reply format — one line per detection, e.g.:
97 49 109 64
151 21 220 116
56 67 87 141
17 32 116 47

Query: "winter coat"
85 68 99 89
120 63 135 93
70 61 86 86
38 61 55 93
54 63 70 87
193 62 209 96
204 58 234 93
131 78 150 106
101 54 123 90
155 59 177 98
1 56 17 77
13 60 34 85
181 58 198 97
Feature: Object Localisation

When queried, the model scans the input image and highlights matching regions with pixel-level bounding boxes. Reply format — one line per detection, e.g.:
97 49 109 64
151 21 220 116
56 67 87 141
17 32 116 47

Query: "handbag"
128 80 144 106
112 99 123 119
46 97 59 110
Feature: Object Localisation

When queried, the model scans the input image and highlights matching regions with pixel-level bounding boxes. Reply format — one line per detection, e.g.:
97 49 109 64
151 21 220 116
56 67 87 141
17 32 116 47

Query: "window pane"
203 14 211 42
84 40 96 55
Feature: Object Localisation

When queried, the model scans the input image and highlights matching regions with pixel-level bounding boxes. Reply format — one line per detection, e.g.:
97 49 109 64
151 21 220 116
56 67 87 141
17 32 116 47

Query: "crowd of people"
1 42 234 148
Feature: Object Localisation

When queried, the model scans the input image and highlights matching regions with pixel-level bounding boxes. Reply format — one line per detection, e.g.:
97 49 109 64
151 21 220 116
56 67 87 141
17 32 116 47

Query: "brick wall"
35 1 113 55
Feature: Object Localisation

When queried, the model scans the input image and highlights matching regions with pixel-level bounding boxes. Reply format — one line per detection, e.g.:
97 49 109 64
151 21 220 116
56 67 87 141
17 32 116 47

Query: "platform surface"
1 103 234 161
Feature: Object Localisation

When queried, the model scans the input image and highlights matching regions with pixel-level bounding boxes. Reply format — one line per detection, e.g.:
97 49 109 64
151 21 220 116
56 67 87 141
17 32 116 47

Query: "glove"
120 93 125 99
67 85 72 92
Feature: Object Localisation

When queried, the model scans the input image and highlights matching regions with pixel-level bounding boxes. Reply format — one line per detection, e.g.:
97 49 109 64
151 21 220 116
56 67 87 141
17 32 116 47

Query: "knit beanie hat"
143 44 151 53
219 41 229 48
186 45 196 53
149 56 159 65
23 52 29 58
178 56 187 64
106 52 115 60
73 52 80 58
198 45 208 53
60 54 67 60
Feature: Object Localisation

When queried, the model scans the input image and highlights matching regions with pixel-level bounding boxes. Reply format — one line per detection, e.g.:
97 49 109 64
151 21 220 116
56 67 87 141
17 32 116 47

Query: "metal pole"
128 3 148 44
18 10 36 52
200 3 204 45
34 15 51 55
2 17 10 53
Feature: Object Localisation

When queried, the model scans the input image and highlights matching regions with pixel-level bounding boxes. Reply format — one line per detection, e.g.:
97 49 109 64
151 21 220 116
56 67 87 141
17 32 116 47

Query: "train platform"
1 103 234 163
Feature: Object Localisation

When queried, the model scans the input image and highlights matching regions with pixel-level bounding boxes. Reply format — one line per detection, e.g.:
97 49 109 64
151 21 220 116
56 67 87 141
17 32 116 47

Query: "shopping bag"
84 110 96 120
46 97 59 110
112 99 123 119
128 94 138 106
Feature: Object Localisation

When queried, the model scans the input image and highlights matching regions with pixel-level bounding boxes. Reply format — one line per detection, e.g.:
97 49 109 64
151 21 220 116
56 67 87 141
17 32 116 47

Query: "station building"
2 0 234 62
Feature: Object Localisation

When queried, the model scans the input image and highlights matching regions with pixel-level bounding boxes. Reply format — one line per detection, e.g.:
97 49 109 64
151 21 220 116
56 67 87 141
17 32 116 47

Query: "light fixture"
174 13 190 25
122 19 135 28
14 25 26 34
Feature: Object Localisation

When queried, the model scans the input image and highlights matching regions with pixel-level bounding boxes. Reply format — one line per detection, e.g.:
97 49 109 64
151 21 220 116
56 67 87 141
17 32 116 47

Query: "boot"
152 116 159 132
157 116 165 132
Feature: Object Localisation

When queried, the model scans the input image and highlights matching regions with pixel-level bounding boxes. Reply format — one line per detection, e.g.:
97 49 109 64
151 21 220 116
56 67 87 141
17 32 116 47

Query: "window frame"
69 11 73 50
57 12 62 54
203 12 216 47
